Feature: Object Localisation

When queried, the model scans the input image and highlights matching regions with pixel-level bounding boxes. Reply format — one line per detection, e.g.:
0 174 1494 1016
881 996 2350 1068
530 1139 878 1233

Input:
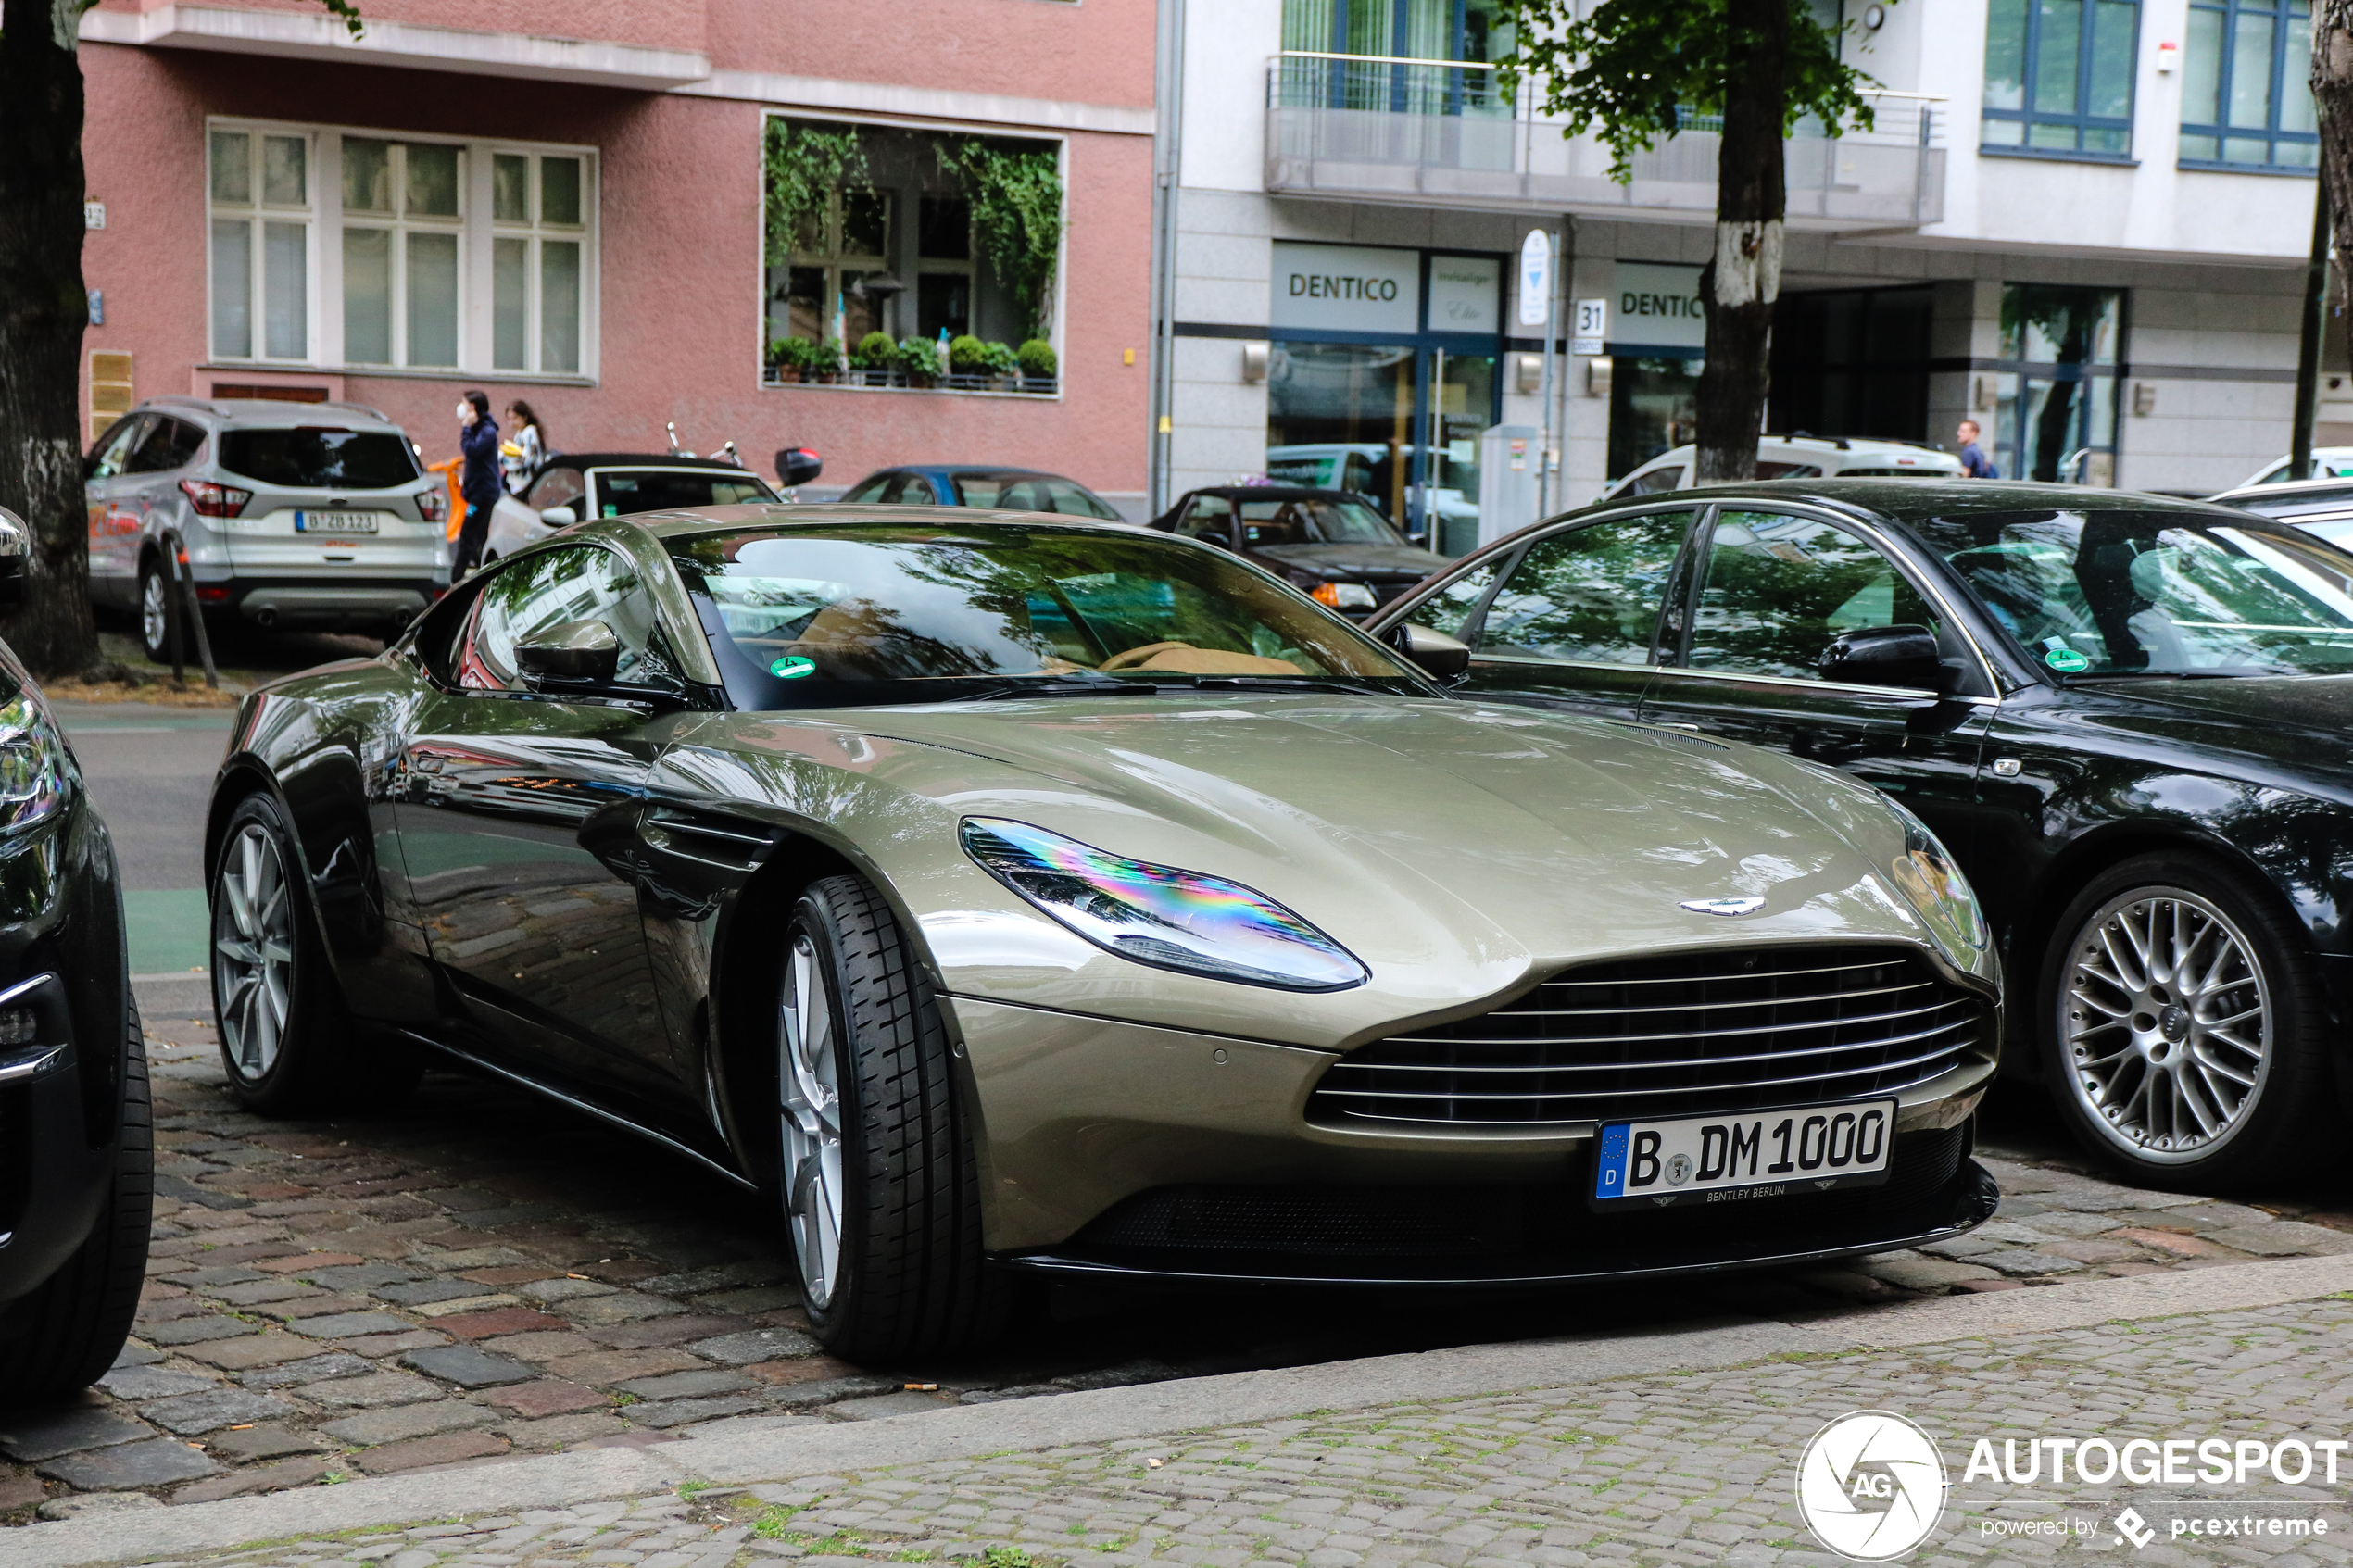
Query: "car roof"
140 395 401 429
1627 477 2271 524
2211 476 2353 505
1179 486 1372 502
1636 437 1961 465
542 453 761 474
613 502 1157 541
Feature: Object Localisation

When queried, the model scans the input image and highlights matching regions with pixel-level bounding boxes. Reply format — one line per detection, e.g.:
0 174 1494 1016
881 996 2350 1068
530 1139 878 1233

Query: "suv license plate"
294 510 381 533
1591 1098 1896 1210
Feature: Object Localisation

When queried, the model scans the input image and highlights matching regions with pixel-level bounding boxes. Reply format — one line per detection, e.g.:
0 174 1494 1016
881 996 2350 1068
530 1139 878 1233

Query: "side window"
878 473 937 505
838 474 890 504
1688 510 1943 681
1403 555 1504 640
88 414 153 482
525 467 585 511
457 546 677 693
129 417 206 474
1478 512 1696 664
1176 496 1232 542
1627 465 1687 495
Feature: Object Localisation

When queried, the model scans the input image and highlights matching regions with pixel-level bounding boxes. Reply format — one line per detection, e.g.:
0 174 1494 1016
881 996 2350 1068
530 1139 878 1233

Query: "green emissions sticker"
769 655 817 680
2044 647 2091 673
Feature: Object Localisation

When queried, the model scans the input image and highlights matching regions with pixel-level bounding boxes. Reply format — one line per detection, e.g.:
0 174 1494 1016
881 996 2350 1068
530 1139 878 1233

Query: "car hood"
730 694 1968 1040
1249 542 1446 580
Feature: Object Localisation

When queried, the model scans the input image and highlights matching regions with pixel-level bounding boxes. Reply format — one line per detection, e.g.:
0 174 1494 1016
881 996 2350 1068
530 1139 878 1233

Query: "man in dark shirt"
455 391 501 578
1956 419 1999 479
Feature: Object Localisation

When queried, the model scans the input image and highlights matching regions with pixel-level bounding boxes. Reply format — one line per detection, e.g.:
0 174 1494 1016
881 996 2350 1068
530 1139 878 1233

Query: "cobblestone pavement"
114 1294 2353 1566
8 1008 2353 1526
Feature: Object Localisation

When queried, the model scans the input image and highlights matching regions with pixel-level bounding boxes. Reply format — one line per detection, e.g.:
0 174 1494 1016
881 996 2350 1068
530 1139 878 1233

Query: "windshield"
1913 509 2353 677
667 523 1423 709
219 428 421 489
949 473 1121 520
1233 496 1403 547
596 470 777 517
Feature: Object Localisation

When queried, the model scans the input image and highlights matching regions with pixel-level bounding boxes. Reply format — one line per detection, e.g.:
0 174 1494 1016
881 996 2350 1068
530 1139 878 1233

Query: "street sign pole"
1521 229 1554 516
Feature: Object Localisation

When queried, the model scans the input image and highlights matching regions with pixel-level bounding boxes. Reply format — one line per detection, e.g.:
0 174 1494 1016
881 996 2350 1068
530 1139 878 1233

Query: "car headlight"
1310 582 1378 610
960 817 1368 992
1883 805 1986 963
0 692 71 845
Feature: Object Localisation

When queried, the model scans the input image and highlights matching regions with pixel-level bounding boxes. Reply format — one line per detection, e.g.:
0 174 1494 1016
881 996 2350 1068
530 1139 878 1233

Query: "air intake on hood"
1307 945 1989 1130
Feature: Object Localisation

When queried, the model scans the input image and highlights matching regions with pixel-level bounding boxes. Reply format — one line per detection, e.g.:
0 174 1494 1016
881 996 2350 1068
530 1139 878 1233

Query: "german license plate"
1591 1098 1896 1209
294 510 380 533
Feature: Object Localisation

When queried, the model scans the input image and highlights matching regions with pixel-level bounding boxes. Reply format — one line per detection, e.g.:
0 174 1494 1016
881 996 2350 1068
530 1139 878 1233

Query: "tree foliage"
1500 0 1881 182
933 138 1065 340
761 119 868 266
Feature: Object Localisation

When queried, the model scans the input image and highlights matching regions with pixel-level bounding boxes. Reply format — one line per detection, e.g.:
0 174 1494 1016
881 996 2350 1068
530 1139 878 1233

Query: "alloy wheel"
141 571 168 656
213 822 295 1081
779 933 845 1307
2059 887 2271 1163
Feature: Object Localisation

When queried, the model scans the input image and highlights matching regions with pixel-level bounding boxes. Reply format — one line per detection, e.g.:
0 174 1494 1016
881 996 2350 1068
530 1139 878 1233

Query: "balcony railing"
1265 53 1945 230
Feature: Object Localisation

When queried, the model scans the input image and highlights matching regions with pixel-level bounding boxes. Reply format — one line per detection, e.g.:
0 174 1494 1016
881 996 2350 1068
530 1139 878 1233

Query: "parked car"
0 509 149 1400
1366 477 2353 1191
208 504 1997 1357
2233 450 2353 488
1601 437 1966 500
487 453 786 562
834 465 1123 519
2205 476 2353 549
85 397 450 660
1149 485 1446 617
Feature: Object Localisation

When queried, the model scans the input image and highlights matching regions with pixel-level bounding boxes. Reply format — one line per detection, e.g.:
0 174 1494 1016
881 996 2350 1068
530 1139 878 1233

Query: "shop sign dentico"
1614 262 1706 349
1271 243 1422 335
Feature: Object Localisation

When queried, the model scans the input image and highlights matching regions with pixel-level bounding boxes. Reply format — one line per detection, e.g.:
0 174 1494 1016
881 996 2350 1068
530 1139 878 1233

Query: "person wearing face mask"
454 391 500 578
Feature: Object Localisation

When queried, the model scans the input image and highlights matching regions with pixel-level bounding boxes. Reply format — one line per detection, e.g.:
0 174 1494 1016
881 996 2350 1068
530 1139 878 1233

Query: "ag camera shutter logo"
1796 1411 1948 1560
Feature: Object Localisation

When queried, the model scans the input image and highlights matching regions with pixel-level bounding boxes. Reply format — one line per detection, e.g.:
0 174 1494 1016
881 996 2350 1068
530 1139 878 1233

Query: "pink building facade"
75 0 1157 511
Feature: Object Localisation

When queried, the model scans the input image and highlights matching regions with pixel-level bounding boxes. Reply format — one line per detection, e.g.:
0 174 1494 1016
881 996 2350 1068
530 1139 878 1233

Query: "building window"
491 152 588 373
1992 284 2123 483
781 185 897 348
208 129 314 362
207 119 595 379
2181 0 2318 169
1278 0 1515 113
1982 0 2141 156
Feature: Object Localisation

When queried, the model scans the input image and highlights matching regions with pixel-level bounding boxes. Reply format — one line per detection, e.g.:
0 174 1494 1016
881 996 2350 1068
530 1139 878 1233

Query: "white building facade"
1149 0 2334 549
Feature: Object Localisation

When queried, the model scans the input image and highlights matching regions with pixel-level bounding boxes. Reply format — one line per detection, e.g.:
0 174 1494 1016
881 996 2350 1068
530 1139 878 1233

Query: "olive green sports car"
207 507 2000 1358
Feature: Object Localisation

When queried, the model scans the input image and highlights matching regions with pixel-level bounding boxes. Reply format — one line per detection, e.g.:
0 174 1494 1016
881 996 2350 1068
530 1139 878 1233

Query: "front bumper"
950 994 1995 1283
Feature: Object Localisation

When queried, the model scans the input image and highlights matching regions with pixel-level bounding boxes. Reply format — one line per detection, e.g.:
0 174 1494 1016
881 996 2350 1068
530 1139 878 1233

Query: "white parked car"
486 454 782 563
1599 435 1966 500
2233 450 2353 488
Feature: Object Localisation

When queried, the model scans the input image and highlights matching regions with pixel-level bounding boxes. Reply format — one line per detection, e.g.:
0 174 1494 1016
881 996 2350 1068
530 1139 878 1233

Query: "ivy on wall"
762 119 869 264
932 138 1066 341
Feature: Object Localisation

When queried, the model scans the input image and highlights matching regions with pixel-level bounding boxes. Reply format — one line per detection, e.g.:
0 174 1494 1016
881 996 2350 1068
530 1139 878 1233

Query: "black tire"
0 1000 154 1399
210 792 421 1115
2038 850 2331 1190
137 558 173 664
780 874 1004 1361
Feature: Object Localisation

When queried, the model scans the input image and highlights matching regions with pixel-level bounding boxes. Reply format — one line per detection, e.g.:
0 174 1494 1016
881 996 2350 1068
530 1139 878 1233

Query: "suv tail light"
179 478 252 518
416 487 447 524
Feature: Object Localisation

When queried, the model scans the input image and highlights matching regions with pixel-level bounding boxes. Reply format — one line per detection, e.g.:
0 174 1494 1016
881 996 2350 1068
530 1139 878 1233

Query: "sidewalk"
17 1256 2353 1567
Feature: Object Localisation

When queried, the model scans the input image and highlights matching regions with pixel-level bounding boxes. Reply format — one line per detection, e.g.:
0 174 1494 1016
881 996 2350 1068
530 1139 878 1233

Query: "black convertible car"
1369 479 2353 1192
1149 487 1445 619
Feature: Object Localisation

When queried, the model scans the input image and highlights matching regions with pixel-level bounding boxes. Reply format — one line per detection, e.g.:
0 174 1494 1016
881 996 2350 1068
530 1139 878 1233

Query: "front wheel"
2040 851 2330 1190
777 875 1002 1361
138 560 173 663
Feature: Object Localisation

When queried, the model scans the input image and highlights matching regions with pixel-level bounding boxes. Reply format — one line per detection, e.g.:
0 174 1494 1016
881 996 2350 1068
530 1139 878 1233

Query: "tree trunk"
1692 0 1789 485
2316 0 2353 310
0 0 98 678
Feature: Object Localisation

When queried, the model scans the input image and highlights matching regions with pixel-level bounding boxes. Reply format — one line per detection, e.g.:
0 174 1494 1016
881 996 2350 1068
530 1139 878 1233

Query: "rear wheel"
211 792 419 1114
779 875 1003 1361
138 560 172 663
2040 852 2329 1190
0 1001 154 1399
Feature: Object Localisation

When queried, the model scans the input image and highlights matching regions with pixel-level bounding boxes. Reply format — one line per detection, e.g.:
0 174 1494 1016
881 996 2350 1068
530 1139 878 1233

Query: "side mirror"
1818 624 1949 694
1387 621 1470 680
515 619 619 685
776 447 823 487
538 504 579 527
0 509 27 611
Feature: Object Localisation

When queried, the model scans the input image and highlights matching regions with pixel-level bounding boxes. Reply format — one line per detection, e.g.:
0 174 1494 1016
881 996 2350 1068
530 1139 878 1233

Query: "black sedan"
1150 486 1446 618
0 512 149 1399
1368 479 2353 1192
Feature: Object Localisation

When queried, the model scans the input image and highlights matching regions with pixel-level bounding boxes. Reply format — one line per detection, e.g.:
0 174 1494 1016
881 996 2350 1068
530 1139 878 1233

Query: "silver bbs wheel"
2059 886 2271 1163
779 932 845 1308
213 822 294 1082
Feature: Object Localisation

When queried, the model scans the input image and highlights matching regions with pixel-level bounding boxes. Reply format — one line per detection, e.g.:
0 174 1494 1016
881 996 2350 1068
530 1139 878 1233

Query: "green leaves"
935 139 1065 341
1501 0 1881 182
763 120 869 267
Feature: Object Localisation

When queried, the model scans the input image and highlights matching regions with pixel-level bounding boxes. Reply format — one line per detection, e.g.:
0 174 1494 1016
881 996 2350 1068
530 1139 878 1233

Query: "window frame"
204 117 599 383
1979 0 2144 160
206 127 319 365
2178 0 2319 172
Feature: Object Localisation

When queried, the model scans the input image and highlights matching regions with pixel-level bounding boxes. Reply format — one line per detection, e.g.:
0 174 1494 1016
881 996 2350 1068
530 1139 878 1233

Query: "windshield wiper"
969 675 1169 699
1181 675 1397 696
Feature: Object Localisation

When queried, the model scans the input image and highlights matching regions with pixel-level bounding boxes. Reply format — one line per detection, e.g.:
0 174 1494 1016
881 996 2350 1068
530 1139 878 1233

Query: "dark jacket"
1958 440 1999 479
460 416 503 505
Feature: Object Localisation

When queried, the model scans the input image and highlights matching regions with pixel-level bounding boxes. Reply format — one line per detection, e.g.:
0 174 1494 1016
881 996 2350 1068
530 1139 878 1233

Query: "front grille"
1309 945 1988 1130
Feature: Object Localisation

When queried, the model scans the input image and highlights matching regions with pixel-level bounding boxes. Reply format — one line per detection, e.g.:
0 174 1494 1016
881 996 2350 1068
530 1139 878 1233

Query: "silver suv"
84 397 450 659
